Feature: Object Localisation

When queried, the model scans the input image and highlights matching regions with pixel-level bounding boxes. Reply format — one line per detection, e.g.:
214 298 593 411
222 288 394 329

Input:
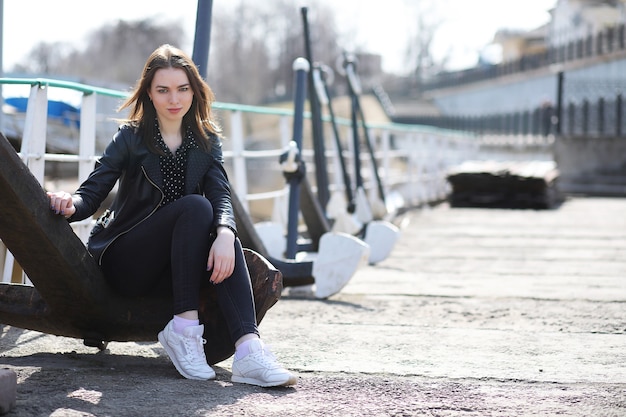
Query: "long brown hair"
118 44 221 154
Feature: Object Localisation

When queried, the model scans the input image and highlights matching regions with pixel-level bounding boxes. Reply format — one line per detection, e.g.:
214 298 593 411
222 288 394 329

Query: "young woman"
46 44 296 387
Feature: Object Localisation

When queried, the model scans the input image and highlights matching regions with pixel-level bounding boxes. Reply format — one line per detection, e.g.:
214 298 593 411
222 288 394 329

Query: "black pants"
100 194 259 342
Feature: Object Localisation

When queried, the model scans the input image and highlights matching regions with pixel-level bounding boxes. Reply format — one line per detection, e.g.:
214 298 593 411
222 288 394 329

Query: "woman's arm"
203 136 238 234
49 127 129 222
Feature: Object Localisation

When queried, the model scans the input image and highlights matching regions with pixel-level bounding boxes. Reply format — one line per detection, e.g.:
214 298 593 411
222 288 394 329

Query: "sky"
1 0 557 75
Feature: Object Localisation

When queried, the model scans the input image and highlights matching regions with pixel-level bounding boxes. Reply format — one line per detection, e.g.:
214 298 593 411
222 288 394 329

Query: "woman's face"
148 67 194 126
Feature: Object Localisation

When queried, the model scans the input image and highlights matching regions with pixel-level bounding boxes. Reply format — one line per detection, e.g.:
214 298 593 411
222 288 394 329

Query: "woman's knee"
180 194 213 219
179 194 213 213
168 195 214 233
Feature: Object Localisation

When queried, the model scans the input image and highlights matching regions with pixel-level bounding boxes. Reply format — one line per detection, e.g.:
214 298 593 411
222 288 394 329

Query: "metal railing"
0 77 476 284
396 92 626 140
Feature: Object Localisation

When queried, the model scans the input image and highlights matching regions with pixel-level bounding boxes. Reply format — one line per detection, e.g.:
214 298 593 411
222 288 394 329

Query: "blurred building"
383 0 626 120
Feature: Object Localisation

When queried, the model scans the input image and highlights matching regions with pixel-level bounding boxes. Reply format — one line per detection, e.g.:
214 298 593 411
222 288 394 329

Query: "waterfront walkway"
1 196 625 416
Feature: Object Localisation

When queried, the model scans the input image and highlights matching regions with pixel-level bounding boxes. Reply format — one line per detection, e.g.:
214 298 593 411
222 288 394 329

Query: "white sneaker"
231 339 297 387
158 320 216 380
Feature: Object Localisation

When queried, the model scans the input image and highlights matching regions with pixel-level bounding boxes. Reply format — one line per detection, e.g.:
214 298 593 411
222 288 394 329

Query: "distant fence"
394 105 556 137
561 95 625 137
385 19 626 139
422 23 626 91
394 91 626 139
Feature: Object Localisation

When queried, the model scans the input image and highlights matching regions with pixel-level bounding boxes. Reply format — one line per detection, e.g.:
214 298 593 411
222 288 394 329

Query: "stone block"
0 368 16 415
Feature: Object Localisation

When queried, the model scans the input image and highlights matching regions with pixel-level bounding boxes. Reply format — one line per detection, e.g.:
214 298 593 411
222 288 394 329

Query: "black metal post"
192 0 213 79
617 94 622 137
300 7 330 213
285 58 309 259
555 71 564 136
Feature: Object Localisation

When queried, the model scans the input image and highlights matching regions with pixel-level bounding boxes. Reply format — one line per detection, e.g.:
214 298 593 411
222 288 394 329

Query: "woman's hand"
207 227 236 284
47 191 76 218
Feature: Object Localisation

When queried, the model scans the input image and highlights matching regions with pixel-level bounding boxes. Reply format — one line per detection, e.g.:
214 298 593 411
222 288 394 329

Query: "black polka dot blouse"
155 123 198 207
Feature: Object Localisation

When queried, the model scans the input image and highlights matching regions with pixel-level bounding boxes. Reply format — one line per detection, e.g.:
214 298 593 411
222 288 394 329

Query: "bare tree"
70 18 186 85
11 3 342 105
11 18 185 87
208 3 273 104
403 0 445 92
11 42 74 75
209 0 341 105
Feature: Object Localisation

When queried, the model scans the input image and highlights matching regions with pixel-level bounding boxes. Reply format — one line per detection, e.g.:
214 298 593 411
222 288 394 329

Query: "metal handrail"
0 76 475 285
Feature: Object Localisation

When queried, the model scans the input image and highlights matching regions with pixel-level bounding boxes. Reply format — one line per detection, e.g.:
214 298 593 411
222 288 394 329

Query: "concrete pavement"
1 196 625 416
261 196 626 414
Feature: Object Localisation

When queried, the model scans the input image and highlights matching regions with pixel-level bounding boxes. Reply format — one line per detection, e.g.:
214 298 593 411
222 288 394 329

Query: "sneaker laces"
252 344 282 369
183 334 207 363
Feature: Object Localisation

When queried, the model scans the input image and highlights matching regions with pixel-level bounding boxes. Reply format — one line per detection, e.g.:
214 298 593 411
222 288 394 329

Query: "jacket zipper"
97 166 165 265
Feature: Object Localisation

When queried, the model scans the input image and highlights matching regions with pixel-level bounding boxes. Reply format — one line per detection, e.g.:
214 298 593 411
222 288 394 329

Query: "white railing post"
279 115 290 147
21 83 48 184
435 134 449 200
271 115 292 226
380 128 391 199
230 110 249 212
426 133 437 202
345 125 355 191
74 92 98 243
11 83 48 285
78 93 96 182
0 241 13 284
413 133 423 206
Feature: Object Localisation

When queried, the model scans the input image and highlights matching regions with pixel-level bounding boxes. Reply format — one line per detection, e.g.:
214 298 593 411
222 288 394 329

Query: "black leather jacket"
68 124 237 265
